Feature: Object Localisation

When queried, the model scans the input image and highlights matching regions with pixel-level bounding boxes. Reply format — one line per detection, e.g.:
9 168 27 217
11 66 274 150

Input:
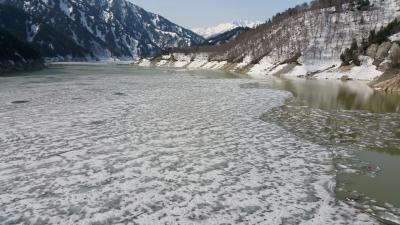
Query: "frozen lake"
0 64 382 224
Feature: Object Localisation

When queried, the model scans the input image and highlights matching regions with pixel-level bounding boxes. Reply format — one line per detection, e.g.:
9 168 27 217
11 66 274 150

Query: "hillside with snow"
146 0 400 82
0 0 204 61
193 21 261 38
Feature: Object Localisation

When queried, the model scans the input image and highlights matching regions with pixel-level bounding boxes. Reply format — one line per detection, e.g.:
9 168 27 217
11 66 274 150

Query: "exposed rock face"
366 44 379 58
375 42 392 62
389 43 400 67
372 75 400 92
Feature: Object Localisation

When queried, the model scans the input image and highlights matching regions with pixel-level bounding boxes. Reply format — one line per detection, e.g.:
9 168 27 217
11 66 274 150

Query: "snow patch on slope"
389 32 400 42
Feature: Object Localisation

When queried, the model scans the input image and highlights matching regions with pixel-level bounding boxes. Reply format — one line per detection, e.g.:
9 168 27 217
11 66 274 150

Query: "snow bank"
247 57 276 79
187 54 208 68
138 54 382 81
138 59 151 66
389 32 400 42
315 56 382 80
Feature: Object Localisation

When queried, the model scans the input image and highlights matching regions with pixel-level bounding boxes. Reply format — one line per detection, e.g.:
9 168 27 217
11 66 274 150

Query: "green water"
258 77 400 223
267 78 400 113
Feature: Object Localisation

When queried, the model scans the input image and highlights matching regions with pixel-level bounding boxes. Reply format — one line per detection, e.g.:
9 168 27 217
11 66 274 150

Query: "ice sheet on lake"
0 70 376 224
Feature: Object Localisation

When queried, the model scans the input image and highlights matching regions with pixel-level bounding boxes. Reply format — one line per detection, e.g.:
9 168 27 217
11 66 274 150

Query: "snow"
151 15 160 26
315 56 383 80
193 20 261 38
186 54 208 68
142 53 382 81
59 0 72 17
190 0 400 69
389 32 400 42
0 65 378 225
102 11 113 22
13 0 204 60
283 65 308 78
26 24 39 42
173 53 191 62
137 0 400 81
247 56 276 79
236 55 253 69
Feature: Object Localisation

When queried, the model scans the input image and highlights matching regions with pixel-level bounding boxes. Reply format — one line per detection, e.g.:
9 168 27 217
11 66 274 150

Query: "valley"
1 0 400 224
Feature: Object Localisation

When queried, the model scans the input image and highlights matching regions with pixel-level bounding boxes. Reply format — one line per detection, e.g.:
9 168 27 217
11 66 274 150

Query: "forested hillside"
170 0 399 65
0 29 44 74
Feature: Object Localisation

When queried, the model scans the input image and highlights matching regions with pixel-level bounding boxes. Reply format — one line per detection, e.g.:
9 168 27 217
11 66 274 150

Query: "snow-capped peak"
193 20 262 39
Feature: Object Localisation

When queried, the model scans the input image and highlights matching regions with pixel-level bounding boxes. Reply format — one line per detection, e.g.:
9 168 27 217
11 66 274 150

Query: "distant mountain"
204 27 250 45
0 29 44 74
193 21 261 39
0 0 204 61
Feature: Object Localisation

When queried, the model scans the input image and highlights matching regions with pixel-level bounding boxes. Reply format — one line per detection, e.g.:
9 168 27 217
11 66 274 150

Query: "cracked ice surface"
0 66 376 224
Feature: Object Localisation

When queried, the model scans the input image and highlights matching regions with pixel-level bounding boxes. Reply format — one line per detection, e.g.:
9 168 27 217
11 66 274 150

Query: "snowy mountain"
193 21 261 39
0 0 204 60
204 27 250 45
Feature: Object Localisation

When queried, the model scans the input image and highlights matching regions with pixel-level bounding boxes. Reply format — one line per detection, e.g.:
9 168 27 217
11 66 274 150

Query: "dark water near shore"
257 77 400 223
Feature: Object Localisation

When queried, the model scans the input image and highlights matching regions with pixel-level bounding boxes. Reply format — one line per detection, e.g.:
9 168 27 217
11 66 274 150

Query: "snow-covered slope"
0 0 204 60
152 0 400 81
193 20 261 38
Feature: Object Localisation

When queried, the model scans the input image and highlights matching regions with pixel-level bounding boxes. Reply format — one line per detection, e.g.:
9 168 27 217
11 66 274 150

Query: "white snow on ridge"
193 20 261 38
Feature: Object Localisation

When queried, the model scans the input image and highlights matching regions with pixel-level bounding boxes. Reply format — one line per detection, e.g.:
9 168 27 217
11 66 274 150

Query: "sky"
131 0 311 29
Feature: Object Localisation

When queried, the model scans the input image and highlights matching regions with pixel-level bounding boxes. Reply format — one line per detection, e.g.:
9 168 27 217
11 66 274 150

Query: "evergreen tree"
340 39 360 66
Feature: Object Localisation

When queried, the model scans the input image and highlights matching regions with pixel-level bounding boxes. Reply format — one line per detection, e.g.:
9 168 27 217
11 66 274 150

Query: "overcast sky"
131 0 311 29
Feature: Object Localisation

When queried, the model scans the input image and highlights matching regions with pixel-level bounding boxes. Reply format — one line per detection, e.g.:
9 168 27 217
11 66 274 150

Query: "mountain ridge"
0 0 204 61
193 20 261 39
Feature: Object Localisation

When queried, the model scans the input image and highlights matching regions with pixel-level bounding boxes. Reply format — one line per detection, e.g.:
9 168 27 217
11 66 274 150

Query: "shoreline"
0 59 45 76
136 54 385 83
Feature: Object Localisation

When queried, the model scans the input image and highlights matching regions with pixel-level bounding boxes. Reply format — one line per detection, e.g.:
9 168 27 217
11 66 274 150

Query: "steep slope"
149 0 400 81
204 27 250 45
0 29 44 74
193 21 260 39
0 0 204 60
362 19 400 91
209 0 400 64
